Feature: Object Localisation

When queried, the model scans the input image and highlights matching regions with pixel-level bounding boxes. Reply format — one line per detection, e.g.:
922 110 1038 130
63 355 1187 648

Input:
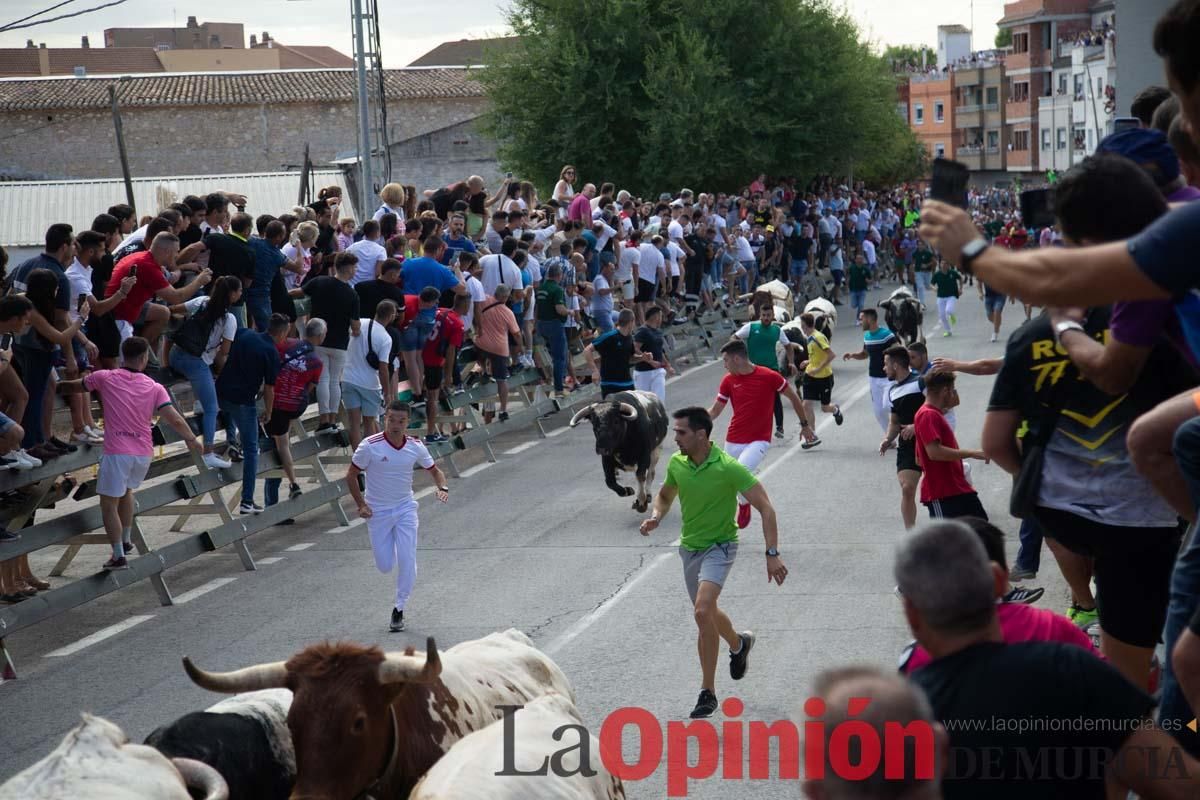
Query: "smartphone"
0 334 11 351
76 294 88 314
506 171 513 180
930 158 970 209
129 263 138 278
1113 117 1140 133
1020 188 1057 229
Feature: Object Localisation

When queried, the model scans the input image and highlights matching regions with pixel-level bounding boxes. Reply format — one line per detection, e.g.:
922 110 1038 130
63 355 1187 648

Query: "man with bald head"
897 521 1200 800
802 666 946 800
568 183 596 223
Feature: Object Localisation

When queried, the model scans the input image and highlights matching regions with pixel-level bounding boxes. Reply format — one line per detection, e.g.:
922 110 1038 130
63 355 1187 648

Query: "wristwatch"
765 547 780 558
959 237 989 273
1053 320 1086 344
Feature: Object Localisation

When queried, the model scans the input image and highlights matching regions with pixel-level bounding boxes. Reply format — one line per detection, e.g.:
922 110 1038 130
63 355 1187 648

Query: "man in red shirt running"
913 370 989 519
709 338 816 529
420 295 468 443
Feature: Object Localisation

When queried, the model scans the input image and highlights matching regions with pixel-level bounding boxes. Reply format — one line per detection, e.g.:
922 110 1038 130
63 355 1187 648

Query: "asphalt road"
0 288 1067 798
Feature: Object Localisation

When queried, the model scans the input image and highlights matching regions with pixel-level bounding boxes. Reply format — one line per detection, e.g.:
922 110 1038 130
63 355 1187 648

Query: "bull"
145 689 295 800
879 287 925 345
801 298 838 340
568 390 668 512
410 692 626 800
181 628 572 800
1 713 228 800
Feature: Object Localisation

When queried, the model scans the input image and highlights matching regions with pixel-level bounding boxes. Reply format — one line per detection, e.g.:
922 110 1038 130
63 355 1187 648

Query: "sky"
0 0 1007 68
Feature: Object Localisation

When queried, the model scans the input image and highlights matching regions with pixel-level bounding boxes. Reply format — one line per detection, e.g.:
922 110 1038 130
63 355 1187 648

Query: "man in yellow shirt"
797 312 844 431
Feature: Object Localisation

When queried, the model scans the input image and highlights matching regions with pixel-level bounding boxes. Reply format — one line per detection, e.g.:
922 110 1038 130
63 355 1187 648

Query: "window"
1074 74 1085 100
1012 81 1030 102
1013 130 1030 151
986 87 999 106
1057 127 1067 150
1058 73 1068 94
934 142 946 158
1042 129 1051 150
987 130 999 149
1013 32 1029 54
914 103 924 124
1096 77 1103 94
935 102 944 123
1087 129 1093 150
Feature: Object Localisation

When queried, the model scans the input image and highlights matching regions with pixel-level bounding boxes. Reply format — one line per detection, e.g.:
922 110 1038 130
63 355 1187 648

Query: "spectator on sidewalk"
420 296 467 443
264 317 326 522
474 284 523 420
245 220 299 333
343 300 397 450
215 315 284 515
58 337 202 569
347 220 388 286
107 233 211 357
304 253 361 432
535 262 570 399
166 275 240 470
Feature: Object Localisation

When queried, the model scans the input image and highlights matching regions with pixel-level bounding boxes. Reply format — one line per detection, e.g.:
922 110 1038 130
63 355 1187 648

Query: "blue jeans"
1159 417 1200 752
264 477 283 508
246 294 271 333
1013 518 1043 573
914 270 932 306
171 349 218 446
850 290 866 315
593 309 614 333
16 346 52 448
218 399 259 505
537 320 567 392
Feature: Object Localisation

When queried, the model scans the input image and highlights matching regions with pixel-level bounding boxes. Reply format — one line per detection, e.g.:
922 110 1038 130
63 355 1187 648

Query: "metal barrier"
0 311 733 680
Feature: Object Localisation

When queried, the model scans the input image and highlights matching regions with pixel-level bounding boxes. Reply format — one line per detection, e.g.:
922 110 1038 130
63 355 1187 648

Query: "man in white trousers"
843 308 896 433
346 401 449 632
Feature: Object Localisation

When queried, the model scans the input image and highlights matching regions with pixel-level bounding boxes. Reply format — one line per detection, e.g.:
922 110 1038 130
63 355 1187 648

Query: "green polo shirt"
535 279 567 322
664 445 758 551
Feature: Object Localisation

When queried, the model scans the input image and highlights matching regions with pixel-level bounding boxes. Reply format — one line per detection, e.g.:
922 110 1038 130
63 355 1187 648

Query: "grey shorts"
680 541 738 604
97 453 152 498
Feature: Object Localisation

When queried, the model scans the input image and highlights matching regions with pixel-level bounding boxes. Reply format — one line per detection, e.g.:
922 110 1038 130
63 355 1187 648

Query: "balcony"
957 147 1005 171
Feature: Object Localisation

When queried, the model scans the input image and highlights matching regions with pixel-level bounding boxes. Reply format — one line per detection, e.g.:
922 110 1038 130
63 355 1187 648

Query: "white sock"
121 527 132 545
112 542 125 560
730 636 744 654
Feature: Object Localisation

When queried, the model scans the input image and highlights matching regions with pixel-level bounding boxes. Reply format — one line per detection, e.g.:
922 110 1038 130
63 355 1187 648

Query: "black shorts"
925 491 986 520
424 366 444 391
1035 505 1181 648
635 278 657 304
801 374 833 405
86 314 121 360
896 441 922 473
480 349 510 381
264 408 302 437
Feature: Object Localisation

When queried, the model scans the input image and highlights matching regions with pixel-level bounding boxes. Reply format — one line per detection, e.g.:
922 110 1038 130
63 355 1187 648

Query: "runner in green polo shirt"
640 406 788 720
733 304 794 439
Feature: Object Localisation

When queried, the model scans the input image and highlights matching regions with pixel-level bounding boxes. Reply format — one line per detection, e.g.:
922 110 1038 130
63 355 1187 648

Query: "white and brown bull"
181 628 572 800
410 692 625 800
569 390 668 512
801 297 838 340
879 287 925 345
0 713 228 800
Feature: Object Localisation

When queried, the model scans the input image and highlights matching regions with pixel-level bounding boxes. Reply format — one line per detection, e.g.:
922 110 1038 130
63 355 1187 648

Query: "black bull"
879 292 925 345
569 390 669 512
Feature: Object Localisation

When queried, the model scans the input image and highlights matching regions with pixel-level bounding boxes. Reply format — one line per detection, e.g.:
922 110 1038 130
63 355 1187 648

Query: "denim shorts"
790 259 808 277
0 411 15 435
341 381 384 416
680 541 738 604
400 311 435 351
984 294 1006 314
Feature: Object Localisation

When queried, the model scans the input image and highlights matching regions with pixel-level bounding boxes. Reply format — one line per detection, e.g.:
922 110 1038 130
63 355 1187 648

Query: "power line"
0 0 129 34
1 0 78 32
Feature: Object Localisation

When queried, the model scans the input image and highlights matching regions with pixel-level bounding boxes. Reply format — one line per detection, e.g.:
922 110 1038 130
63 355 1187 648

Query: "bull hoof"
619 486 635 497
632 498 648 512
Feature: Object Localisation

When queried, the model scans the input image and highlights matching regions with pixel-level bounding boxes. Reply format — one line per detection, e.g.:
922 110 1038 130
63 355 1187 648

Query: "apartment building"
910 73 956 161
954 58 1007 177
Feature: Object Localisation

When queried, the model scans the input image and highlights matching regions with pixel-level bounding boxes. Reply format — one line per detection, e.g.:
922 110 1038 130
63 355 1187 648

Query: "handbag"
1009 405 1062 519
364 319 381 369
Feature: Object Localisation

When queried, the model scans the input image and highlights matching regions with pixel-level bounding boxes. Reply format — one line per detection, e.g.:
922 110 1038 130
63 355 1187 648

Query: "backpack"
169 307 219 358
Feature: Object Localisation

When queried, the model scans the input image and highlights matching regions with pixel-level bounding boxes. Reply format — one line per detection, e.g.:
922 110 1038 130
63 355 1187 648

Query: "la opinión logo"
496 696 938 797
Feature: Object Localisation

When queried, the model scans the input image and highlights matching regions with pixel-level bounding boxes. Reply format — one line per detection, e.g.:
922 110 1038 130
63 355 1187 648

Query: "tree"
995 28 1013 48
479 0 926 194
882 44 937 71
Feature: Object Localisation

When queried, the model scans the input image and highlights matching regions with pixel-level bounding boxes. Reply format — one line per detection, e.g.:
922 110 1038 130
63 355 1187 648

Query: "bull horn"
378 637 442 685
182 656 288 694
568 404 596 428
617 402 638 420
172 757 229 800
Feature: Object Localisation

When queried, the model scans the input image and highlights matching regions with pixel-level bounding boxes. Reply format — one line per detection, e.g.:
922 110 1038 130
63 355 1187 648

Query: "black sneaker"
729 632 755 680
102 556 129 571
277 518 295 526
801 437 822 450
390 608 405 632
123 541 136 555
48 436 78 453
1003 585 1045 605
0 528 20 542
689 689 719 719
228 444 243 463
315 422 335 434
498 411 509 422
833 407 844 426
288 483 303 500
774 426 784 439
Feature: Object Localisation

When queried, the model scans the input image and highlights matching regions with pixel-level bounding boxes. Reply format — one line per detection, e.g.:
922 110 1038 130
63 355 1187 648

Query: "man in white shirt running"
347 401 449 632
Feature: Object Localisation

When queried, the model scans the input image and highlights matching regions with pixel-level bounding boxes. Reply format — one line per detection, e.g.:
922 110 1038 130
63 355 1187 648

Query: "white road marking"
46 615 155 658
547 426 571 437
458 462 494 478
415 487 435 499
546 376 871 655
285 542 315 552
256 556 285 565
173 577 237 605
503 441 540 455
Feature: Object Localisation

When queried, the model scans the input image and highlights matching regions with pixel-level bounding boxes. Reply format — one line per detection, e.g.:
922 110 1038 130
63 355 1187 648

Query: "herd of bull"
1 629 626 800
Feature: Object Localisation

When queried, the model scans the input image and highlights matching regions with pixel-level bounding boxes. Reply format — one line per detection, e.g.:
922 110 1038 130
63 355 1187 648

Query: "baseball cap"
1096 128 1181 187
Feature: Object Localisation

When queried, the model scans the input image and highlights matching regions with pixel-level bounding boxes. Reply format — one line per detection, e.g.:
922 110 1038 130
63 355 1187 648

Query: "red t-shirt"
272 338 323 414
717 366 786 444
398 295 420 329
107 250 169 323
422 308 464 368
914 404 975 503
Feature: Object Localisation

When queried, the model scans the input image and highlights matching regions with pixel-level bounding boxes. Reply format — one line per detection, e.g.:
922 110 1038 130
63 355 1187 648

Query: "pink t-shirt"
903 602 1098 674
84 369 172 456
567 194 592 222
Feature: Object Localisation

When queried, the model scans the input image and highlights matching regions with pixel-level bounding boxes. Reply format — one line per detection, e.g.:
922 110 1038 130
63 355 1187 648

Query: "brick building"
0 68 495 185
104 17 244 50
909 73 956 161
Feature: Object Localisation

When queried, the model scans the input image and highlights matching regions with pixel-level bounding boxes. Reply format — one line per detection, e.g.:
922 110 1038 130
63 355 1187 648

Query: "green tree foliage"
479 0 926 193
995 28 1013 48
882 44 937 71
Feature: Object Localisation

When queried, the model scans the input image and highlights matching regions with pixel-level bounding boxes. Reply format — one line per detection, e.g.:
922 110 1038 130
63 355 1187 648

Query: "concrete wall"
157 49 279 72
1114 0 1172 117
0 97 486 181
387 118 501 194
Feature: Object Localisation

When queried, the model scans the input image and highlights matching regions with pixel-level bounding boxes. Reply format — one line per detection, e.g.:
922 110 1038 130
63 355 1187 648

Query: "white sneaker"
73 430 104 445
990 333 998 343
84 424 105 439
203 452 233 470
13 449 41 469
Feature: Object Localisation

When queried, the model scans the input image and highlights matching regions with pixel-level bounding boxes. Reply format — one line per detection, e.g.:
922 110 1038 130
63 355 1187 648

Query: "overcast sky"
0 0 1006 67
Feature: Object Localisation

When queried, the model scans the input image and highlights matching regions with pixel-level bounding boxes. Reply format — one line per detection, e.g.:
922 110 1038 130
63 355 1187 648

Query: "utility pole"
351 0 374 220
108 80 135 215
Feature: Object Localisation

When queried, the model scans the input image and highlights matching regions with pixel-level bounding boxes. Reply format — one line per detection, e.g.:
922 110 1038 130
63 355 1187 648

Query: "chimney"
38 42 46 49
81 35 90 48
261 31 270 44
26 39 34 48
186 15 198 28
249 34 257 47
37 45 49 75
